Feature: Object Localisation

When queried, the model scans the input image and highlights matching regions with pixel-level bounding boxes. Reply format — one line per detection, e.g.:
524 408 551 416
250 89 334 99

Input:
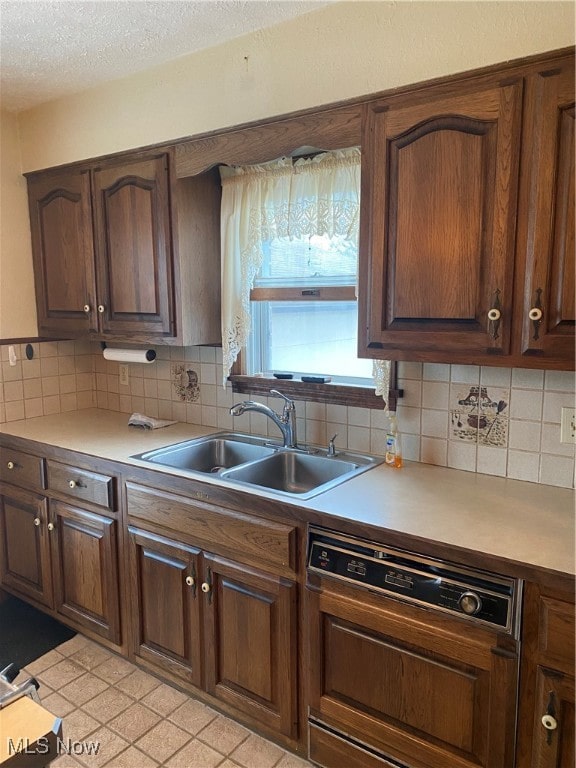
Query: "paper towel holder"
102 346 157 363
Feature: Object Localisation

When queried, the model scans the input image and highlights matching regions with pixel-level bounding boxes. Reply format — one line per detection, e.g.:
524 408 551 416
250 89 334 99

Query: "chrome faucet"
230 389 298 449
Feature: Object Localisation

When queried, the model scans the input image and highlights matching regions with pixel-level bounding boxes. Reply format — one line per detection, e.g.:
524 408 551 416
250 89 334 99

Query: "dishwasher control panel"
307 527 521 637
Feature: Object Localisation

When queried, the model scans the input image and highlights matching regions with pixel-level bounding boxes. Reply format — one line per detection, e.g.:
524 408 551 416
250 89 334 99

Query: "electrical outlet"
119 364 129 387
560 407 576 444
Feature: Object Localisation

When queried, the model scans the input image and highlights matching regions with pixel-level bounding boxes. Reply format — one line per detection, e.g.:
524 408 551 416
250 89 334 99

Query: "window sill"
229 375 387 409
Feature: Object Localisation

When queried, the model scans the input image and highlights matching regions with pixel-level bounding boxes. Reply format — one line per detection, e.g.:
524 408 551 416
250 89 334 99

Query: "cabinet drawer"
126 482 296 572
0 448 45 491
538 595 575 674
47 460 115 511
309 721 397 768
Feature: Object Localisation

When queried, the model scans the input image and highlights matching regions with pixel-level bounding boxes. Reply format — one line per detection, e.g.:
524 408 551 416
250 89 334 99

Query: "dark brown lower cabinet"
308 581 518 768
529 667 575 767
51 501 121 644
128 526 298 739
517 583 575 767
0 484 52 608
128 526 202 686
0 483 121 645
203 553 297 738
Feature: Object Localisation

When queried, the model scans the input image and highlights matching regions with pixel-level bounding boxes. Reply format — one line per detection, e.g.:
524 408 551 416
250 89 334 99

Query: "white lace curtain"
219 147 390 405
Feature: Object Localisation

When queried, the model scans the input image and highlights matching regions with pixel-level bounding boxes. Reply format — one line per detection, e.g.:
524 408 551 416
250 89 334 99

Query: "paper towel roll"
103 348 156 364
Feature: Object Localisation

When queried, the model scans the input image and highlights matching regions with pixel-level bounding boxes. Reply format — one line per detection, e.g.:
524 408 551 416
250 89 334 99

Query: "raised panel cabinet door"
0 485 52 607
27 169 97 336
514 57 575 367
359 81 523 361
128 527 202 686
203 553 298 739
50 501 121 644
92 155 176 338
308 585 518 768
530 668 575 768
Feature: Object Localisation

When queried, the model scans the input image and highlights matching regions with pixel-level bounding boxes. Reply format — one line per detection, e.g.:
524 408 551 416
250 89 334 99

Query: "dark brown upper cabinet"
28 168 97 337
513 59 575 366
358 80 523 363
27 152 221 345
358 50 575 370
91 156 175 338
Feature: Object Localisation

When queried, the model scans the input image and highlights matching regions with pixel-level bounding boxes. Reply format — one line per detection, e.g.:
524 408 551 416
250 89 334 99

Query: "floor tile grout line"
30 637 314 768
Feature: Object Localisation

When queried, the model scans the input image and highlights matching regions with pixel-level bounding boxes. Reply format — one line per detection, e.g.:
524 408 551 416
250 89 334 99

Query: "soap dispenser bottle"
385 411 403 468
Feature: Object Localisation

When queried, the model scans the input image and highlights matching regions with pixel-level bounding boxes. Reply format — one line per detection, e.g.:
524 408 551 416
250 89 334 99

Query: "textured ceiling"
0 0 328 112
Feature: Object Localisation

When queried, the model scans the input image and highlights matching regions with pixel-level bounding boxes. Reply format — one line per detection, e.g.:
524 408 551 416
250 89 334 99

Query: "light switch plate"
560 407 576 444
119 364 129 387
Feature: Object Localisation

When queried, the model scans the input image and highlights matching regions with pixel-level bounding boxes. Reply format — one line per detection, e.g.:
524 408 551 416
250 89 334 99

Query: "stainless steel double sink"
132 432 383 499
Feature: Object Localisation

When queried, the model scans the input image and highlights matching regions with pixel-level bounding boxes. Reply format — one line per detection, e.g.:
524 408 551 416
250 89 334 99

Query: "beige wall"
0 109 37 337
17 1 575 171
1 0 574 339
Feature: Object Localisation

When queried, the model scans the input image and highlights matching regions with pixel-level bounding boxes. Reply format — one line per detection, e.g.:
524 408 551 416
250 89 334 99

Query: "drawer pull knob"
47 522 55 532
69 480 77 489
185 576 195 587
201 582 211 594
541 714 558 731
33 517 41 527
487 308 501 321
68 479 85 489
6 461 15 470
83 304 91 313
97 304 105 314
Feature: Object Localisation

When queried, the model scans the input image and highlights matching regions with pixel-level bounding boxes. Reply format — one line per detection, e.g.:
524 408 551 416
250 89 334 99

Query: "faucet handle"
270 389 294 407
328 434 338 457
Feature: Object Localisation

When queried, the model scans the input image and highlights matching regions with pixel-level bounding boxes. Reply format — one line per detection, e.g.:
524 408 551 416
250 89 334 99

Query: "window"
219 148 390 401
247 235 373 384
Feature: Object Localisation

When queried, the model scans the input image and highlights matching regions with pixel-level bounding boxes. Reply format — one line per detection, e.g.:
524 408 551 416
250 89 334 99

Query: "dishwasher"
306 527 522 768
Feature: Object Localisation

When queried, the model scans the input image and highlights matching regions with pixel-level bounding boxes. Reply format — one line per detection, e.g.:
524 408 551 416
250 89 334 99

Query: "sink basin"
133 434 276 473
132 432 382 498
221 451 360 495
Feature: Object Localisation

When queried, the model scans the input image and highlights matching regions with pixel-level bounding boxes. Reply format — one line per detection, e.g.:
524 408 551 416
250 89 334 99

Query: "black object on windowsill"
273 373 293 379
301 376 332 383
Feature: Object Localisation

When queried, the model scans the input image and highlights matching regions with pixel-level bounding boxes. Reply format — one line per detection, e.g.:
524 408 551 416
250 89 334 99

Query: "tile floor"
17 634 313 768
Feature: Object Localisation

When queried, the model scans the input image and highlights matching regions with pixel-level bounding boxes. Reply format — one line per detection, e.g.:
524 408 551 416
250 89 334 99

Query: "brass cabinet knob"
33 517 41 527
201 582 211 594
97 304 105 314
6 461 14 470
487 308 501 321
185 576 195 587
528 307 543 321
47 522 55 532
83 304 91 313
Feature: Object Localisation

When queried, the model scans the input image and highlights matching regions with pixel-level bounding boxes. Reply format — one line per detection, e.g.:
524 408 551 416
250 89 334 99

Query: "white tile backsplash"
511 367 545 389
508 419 542 451
422 381 450 410
420 436 448 466
545 370 576 392
481 366 512 388
421 409 449 439
477 445 507 477
507 450 541 483
539 454 575 488
1 342 574 490
543 390 575 423
509 388 543 421
423 363 450 382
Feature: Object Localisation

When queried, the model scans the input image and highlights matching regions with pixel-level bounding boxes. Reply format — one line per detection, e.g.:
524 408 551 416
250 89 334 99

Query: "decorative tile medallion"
451 386 509 448
172 364 200 402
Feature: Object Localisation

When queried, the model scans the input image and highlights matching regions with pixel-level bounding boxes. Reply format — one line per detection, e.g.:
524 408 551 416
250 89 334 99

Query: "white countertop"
1 409 574 577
